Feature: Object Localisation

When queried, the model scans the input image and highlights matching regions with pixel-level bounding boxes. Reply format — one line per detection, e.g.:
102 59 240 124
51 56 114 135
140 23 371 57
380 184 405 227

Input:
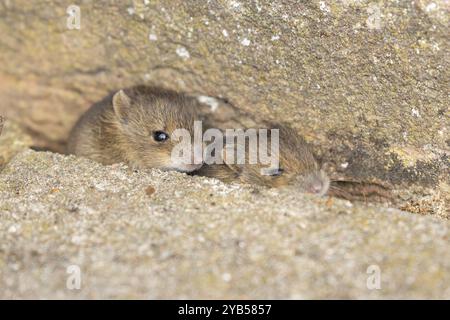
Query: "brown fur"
68 86 202 172
196 124 391 200
196 124 330 195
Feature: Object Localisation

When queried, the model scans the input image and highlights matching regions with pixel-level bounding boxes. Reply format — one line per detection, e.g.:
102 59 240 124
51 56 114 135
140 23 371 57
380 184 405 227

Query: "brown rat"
67 86 203 172
196 124 330 196
195 124 391 200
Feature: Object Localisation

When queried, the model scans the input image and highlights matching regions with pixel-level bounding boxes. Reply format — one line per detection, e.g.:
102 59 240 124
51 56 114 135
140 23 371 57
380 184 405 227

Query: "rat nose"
309 181 324 194
303 171 330 196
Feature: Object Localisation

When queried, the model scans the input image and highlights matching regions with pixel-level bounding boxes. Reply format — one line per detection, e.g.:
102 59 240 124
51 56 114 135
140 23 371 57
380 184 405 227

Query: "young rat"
67 86 203 172
196 124 391 200
196 125 330 196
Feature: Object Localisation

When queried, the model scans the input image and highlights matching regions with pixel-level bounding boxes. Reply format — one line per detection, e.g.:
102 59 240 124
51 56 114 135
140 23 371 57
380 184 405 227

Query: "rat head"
239 125 330 195
112 87 203 172
293 170 330 196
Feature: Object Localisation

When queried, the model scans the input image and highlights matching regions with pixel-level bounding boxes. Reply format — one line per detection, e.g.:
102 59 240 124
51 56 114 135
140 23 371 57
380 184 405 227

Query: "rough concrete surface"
0 150 449 299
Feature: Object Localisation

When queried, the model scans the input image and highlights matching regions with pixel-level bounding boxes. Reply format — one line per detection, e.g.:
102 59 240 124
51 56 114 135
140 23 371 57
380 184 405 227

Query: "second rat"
195 125 330 196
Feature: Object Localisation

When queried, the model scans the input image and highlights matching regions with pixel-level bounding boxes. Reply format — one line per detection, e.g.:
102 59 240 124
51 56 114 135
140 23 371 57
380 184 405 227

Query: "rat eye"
153 131 169 142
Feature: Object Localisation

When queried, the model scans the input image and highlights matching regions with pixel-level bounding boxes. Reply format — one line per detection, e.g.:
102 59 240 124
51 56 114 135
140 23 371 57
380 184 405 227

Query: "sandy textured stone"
0 150 448 299
0 118 32 171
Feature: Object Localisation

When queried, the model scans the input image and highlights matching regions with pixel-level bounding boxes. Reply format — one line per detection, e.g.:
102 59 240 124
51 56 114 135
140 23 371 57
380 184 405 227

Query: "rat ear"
112 90 131 123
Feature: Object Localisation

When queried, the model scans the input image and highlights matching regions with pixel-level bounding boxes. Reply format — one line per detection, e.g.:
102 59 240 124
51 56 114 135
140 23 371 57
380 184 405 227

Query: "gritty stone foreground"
0 150 448 299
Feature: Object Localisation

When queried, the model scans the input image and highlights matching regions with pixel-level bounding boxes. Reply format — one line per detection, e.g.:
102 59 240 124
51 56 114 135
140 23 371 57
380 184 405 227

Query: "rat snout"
301 170 330 196
177 162 203 173
169 141 204 173
169 159 203 173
